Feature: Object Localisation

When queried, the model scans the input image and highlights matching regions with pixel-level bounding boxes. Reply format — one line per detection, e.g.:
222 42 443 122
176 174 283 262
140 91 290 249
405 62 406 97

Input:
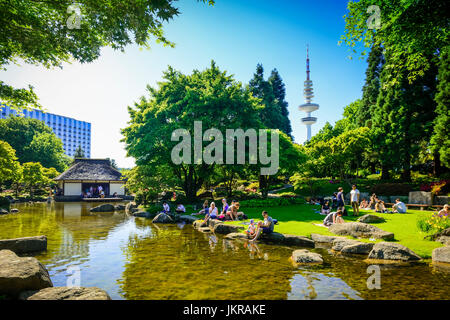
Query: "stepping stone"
367 242 421 261
291 249 323 264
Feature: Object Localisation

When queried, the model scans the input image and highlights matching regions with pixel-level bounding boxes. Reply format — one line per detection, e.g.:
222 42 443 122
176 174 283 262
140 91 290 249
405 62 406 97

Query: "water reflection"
0 202 449 300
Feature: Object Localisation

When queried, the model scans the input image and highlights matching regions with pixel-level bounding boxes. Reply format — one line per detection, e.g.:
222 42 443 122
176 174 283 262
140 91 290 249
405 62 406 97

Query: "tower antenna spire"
299 44 319 142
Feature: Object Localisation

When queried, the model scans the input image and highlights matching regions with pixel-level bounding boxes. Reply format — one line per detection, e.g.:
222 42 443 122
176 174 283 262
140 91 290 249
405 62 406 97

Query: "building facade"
0 105 91 158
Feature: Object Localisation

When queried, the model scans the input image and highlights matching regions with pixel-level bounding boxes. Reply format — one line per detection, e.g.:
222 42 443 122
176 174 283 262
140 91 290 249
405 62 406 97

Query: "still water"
1 202 449 300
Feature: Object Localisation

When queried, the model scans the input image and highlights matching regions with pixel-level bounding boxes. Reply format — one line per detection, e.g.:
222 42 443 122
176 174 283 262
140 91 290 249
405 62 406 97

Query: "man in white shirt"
392 198 407 213
350 184 360 216
176 203 186 213
162 202 170 213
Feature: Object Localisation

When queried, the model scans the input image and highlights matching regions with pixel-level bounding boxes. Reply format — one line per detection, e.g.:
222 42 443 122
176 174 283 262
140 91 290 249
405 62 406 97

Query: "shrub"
370 183 413 196
239 197 305 208
417 212 450 234
0 196 11 211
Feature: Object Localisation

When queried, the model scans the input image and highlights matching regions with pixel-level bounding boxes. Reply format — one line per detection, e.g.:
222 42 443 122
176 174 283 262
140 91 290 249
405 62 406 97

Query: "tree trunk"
381 164 390 180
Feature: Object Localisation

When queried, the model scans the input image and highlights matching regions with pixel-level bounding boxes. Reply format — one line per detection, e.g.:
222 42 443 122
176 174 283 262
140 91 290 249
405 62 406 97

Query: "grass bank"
221 204 443 259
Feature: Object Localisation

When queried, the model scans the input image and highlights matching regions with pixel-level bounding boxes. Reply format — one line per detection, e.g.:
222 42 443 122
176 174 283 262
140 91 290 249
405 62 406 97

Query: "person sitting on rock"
221 198 229 216
335 210 345 224
162 201 170 213
175 203 186 214
246 219 257 238
226 200 238 220
204 201 218 224
321 201 331 215
250 211 274 242
392 198 407 213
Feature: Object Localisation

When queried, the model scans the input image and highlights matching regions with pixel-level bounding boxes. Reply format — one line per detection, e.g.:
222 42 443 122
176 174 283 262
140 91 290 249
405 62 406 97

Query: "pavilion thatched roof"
54 159 124 181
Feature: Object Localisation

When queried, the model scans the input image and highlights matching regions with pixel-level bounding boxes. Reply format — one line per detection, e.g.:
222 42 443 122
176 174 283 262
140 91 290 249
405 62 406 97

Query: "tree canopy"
0 0 214 110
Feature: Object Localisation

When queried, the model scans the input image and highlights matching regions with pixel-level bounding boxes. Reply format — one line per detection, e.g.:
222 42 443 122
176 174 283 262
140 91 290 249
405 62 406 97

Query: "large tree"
249 64 292 136
122 61 262 200
430 45 450 171
0 0 214 110
0 116 66 171
0 140 21 188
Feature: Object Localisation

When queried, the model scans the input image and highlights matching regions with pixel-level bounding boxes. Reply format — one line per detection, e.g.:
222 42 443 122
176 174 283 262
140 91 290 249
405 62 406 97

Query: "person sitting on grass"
321 201 331 215
175 203 186 214
250 211 274 242
438 204 449 217
204 201 218 224
359 198 368 209
375 200 390 213
192 200 209 216
246 219 257 238
392 198 407 213
368 193 378 209
323 208 344 226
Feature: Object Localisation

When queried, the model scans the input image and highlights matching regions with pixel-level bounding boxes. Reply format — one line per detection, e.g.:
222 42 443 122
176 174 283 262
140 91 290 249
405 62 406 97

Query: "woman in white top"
204 202 218 224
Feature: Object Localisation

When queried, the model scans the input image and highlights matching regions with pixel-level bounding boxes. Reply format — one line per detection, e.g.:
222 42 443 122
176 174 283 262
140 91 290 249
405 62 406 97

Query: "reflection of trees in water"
118 225 295 300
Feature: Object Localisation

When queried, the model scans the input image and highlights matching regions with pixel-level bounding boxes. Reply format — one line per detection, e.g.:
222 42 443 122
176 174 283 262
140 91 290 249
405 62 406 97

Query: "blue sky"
2 0 367 168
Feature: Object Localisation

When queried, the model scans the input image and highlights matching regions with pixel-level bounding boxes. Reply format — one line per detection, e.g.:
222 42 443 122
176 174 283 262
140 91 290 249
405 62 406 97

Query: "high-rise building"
0 105 91 158
298 45 319 141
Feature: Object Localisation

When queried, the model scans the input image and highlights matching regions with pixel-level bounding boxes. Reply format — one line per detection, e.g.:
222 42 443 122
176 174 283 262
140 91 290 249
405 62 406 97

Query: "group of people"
358 194 407 214
245 211 276 241
81 185 112 198
196 199 247 223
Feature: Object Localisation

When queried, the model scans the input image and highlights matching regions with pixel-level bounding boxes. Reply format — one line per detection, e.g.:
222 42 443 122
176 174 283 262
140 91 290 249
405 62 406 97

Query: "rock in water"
329 222 394 240
0 250 53 297
10 208 19 213
282 235 315 247
367 242 421 261
432 247 450 264
114 204 126 211
0 235 47 254
331 238 360 252
22 287 111 300
310 234 338 244
125 202 137 214
152 213 173 224
213 224 244 234
291 249 323 264
178 215 197 224
207 219 223 228
357 214 385 223
90 204 115 212
340 242 375 255
224 233 249 240
0 208 8 215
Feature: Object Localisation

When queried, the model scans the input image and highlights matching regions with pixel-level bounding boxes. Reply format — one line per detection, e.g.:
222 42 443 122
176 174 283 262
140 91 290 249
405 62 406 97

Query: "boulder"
90 204 115 213
207 219 224 228
193 220 206 229
0 250 53 297
125 202 137 213
114 204 126 211
224 233 249 240
10 208 19 213
213 224 244 234
179 215 197 224
436 236 450 246
367 242 421 261
408 191 432 205
0 235 47 254
133 211 156 219
282 234 315 247
432 246 450 264
329 222 394 240
340 242 375 255
22 287 111 300
0 208 8 215
261 232 285 243
357 214 385 223
198 227 212 233
310 234 338 244
331 238 360 252
435 196 449 206
152 213 173 224
291 249 323 264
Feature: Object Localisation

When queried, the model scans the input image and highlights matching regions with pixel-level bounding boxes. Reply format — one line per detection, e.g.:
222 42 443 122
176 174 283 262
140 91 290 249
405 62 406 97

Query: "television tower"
299 45 319 141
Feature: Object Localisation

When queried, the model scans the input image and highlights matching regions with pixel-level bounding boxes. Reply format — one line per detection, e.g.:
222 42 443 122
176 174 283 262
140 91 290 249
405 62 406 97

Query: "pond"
1 202 449 300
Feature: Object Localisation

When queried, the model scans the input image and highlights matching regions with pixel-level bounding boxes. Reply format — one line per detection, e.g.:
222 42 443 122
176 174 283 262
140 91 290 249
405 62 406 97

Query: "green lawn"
221 204 444 259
